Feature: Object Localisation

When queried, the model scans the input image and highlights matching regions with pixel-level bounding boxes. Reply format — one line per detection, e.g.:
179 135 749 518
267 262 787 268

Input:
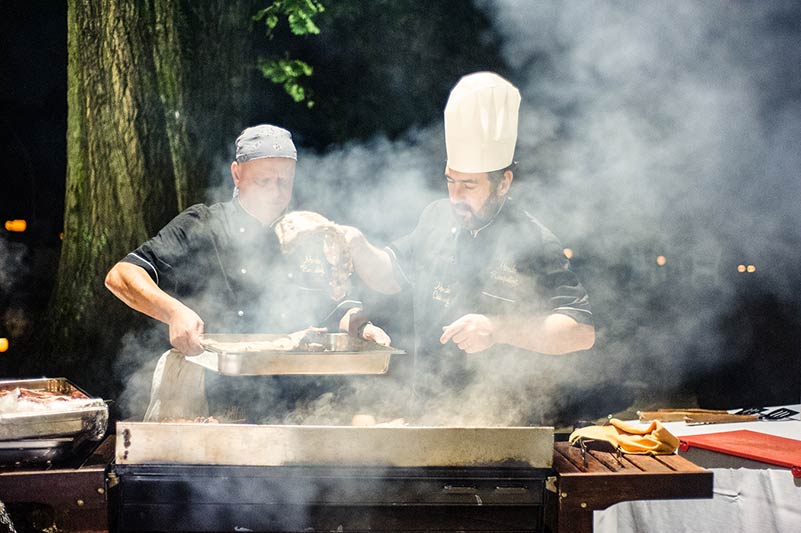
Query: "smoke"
0 236 25 295
115 1 800 425
487 0 801 232
474 0 801 410
0 236 29 359
294 129 444 240
113 328 172 419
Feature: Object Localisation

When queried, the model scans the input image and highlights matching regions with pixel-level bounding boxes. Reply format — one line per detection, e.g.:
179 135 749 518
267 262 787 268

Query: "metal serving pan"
0 378 108 442
197 333 405 376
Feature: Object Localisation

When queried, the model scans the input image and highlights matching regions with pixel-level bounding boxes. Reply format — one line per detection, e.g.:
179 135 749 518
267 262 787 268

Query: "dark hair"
488 160 518 185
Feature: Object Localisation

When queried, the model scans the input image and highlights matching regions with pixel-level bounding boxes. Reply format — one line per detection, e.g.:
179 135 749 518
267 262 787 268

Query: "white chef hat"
444 72 521 173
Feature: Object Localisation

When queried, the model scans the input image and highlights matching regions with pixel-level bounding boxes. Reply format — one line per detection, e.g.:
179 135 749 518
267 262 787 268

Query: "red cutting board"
679 429 801 477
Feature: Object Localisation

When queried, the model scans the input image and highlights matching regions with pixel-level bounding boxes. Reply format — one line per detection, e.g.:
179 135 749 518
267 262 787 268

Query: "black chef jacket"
388 197 593 408
122 200 357 333
121 200 359 421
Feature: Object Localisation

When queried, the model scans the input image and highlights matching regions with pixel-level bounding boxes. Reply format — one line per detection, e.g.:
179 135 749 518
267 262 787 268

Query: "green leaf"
285 82 305 102
255 2 324 105
304 18 321 34
257 56 315 106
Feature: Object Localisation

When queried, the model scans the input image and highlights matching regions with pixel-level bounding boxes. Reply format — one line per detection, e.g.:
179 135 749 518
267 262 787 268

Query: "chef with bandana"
105 124 385 421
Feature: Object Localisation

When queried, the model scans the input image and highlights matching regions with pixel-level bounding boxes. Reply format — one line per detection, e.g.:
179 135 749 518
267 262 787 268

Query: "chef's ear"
230 161 242 186
496 169 513 197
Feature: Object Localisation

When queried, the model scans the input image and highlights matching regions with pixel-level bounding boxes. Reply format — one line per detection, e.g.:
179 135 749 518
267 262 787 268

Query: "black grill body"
112 463 550 532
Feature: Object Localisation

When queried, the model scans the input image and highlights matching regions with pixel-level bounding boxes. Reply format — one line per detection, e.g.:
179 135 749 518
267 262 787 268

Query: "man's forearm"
104 262 188 325
347 231 402 294
491 313 595 354
106 261 207 355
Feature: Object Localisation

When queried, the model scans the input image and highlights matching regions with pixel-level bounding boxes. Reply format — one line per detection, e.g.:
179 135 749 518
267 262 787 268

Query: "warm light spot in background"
563 248 573 259
656 255 667 266
0 338 8 353
747 265 756 273
4 220 27 232
737 264 746 273
59 232 64 240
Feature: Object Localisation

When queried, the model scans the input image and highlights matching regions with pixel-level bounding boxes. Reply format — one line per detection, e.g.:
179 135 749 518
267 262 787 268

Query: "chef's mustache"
450 202 474 215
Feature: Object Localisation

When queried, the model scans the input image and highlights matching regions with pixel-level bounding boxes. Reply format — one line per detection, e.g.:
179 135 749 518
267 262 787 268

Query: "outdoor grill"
111 422 555 532
108 331 554 532
0 354 712 533
0 391 714 533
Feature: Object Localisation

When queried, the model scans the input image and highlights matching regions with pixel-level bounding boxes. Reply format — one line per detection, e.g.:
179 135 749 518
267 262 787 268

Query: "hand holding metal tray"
197 332 405 376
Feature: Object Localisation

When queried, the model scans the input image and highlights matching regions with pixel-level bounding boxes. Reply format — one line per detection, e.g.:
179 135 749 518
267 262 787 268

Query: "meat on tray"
200 327 328 353
157 416 221 424
0 386 96 414
0 387 85 401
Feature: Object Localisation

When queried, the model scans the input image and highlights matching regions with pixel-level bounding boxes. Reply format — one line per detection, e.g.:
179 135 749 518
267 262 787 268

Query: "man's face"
445 167 506 229
231 157 295 224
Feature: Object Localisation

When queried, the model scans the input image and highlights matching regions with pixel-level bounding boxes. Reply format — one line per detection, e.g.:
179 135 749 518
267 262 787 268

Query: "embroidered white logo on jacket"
490 262 520 287
432 282 452 306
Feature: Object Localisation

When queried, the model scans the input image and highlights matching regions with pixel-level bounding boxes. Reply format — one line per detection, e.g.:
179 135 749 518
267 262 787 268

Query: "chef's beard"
451 194 504 230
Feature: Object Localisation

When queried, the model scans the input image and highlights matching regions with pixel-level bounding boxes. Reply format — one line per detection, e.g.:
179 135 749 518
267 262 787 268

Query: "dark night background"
1 1 800 421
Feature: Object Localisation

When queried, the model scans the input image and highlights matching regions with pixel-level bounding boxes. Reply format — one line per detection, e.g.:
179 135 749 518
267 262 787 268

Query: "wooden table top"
549 441 713 533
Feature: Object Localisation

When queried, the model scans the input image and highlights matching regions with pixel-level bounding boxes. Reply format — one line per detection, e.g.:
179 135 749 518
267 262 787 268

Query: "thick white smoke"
117 1 801 423
476 0 801 409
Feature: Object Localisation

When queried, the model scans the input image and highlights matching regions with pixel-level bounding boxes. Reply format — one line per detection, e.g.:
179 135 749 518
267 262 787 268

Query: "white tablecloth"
594 405 801 533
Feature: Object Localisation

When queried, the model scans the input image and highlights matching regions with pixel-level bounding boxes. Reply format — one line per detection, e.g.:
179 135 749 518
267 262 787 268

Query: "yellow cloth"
568 418 680 455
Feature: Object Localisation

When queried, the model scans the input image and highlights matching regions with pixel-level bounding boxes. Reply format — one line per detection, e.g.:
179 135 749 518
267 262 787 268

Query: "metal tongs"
576 438 625 468
732 406 799 421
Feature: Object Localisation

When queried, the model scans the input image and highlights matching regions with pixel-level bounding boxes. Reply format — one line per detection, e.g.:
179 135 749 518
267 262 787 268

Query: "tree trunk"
45 0 253 396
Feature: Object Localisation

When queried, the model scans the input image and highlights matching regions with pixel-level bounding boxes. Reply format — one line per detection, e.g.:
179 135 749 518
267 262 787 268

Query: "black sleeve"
387 201 440 290
317 297 363 332
120 204 211 289
529 229 593 326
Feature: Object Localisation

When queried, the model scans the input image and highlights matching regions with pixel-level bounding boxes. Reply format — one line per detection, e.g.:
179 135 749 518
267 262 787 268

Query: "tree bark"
46 0 253 393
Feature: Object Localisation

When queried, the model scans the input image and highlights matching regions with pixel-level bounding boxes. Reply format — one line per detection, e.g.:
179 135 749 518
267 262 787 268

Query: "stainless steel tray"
0 378 109 441
199 333 405 376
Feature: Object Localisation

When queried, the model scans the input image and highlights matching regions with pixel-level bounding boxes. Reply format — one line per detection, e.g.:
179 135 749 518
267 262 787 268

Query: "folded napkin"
569 418 680 455
144 349 209 422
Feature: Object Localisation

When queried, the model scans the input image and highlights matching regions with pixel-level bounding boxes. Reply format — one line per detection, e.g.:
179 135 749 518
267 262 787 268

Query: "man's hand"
168 306 205 355
332 225 401 295
333 223 362 246
362 323 392 347
440 314 495 354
